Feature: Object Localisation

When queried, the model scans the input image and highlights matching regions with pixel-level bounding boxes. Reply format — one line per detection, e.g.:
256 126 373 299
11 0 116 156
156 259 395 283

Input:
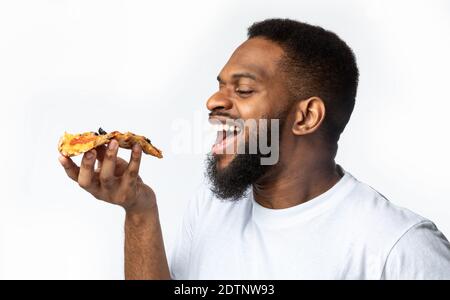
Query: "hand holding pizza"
58 138 156 214
58 129 170 279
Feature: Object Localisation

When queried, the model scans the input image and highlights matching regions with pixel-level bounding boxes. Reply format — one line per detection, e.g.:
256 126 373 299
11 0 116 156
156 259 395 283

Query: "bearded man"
59 19 450 280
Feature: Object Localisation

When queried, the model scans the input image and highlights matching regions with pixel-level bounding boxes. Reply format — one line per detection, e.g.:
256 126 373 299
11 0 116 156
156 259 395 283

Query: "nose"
206 91 233 112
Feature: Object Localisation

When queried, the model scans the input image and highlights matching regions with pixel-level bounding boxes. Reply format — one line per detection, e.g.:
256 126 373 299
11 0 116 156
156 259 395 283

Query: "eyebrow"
217 72 258 84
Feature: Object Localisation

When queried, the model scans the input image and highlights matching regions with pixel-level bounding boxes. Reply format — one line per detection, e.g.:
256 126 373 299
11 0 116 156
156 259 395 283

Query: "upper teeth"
215 124 241 133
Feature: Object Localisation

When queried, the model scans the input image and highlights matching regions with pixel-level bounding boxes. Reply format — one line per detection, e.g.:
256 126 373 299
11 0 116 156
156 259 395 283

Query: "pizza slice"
58 128 163 158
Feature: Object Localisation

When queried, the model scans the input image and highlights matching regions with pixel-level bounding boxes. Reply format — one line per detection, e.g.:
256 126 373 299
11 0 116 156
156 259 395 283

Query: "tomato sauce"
69 136 97 145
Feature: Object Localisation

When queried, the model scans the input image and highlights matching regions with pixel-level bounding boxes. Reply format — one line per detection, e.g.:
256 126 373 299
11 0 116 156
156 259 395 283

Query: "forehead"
220 37 285 80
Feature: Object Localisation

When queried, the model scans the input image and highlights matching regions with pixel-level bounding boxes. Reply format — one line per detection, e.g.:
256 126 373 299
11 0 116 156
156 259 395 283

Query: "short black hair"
248 18 359 143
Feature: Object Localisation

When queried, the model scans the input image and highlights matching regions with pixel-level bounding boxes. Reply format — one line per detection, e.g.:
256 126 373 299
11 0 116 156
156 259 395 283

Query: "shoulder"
336 172 450 278
344 172 450 270
335 173 437 258
344 174 428 238
381 221 450 279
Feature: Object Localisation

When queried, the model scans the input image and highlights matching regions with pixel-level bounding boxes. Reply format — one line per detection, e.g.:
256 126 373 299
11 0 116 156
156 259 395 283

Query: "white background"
0 0 449 279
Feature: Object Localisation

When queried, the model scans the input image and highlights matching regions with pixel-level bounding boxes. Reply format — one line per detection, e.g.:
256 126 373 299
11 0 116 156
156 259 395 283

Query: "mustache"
208 111 239 119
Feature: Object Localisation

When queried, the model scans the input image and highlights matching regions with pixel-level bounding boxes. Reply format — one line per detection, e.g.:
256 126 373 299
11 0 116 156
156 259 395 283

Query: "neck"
252 149 342 209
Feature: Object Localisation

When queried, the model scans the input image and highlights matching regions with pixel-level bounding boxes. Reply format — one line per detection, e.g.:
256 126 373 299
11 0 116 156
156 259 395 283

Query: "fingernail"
85 151 94 159
133 143 141 152
109 140 118 150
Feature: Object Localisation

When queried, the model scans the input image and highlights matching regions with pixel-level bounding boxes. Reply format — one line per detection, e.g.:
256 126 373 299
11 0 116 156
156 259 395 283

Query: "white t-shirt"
170 168 450 279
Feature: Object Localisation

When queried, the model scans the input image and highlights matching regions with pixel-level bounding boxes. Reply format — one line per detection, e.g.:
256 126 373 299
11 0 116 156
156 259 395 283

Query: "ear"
291 97 326 136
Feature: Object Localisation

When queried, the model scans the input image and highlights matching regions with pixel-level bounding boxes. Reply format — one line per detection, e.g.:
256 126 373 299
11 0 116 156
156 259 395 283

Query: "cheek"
235 92 273 120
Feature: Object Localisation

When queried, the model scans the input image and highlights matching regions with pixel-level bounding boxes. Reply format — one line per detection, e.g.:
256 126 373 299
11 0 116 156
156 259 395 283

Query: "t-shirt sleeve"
169 187 206 279
381 221 450 279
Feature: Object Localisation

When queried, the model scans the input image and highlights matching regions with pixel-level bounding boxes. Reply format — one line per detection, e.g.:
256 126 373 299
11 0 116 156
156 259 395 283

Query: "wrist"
125 204 158 226
125 188 158 221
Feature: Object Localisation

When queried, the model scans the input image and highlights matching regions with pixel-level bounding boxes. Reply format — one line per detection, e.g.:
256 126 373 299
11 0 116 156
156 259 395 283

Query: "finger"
94 145 127 176
59 155 80 181
96 158 128 177
94 145 107 171
99 139 119 189
121 143 142 188
78 150 98 190
114 157 129 176
95 145 107 167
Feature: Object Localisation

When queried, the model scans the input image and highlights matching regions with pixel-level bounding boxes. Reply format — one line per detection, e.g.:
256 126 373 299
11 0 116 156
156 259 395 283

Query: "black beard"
205 153 270 201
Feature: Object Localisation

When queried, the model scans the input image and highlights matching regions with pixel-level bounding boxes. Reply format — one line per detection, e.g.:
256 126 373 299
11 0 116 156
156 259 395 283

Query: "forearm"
124 205 171 280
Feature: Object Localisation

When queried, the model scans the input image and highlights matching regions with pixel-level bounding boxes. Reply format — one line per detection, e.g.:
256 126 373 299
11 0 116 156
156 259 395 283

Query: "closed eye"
236 89 254 96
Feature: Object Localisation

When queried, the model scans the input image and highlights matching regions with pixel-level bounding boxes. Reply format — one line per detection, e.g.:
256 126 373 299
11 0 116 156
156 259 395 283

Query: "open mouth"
211 123 243 155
